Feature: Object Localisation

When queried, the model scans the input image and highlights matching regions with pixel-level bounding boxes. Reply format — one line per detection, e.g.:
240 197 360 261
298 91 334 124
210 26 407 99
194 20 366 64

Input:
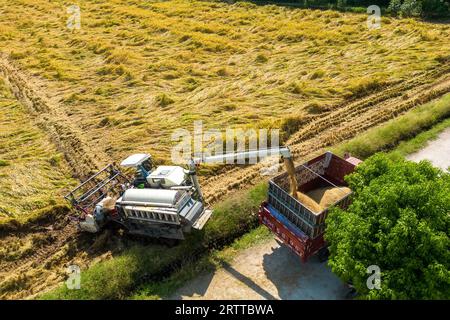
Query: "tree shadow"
168 259 278 300
261 239 348 299
221 261 278 300
168 270 216 299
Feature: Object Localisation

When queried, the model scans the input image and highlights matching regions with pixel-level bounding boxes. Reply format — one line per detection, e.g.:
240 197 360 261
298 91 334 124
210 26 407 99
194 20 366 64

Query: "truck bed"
304 185 351 212
267 152 357 238
258 203 326 262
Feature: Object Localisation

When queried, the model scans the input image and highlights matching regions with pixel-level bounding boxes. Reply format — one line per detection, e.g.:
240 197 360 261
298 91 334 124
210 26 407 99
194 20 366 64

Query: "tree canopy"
325 153 450 299
273 0 450 17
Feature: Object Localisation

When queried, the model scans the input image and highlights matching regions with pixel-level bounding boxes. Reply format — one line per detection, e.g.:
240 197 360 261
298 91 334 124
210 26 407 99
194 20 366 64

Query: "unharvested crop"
0 0 449 166
0 79 75 227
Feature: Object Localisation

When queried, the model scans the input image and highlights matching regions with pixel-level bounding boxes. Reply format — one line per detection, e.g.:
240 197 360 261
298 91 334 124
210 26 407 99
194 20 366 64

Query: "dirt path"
171 238 347 300
407 128 450 171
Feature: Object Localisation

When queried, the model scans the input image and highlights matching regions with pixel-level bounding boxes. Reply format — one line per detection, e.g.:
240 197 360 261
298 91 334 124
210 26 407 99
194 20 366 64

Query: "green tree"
388 0 449 16
325 153 450 299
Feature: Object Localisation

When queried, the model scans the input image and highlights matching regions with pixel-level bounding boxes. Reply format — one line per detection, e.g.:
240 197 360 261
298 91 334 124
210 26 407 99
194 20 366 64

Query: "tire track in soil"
0 54 108 179
0 220 83 300
0 54 109 298
0 221 78 275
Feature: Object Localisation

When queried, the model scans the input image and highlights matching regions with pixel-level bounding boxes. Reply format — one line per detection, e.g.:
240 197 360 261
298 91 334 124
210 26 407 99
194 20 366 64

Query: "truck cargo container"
258 151 361 262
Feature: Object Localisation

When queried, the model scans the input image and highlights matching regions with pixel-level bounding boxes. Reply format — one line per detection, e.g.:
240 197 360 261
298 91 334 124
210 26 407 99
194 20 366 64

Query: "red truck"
258 151 361 262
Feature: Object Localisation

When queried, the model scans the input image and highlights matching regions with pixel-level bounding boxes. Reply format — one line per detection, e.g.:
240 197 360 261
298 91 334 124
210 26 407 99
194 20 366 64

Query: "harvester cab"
120 153 198 190
119 153 154 187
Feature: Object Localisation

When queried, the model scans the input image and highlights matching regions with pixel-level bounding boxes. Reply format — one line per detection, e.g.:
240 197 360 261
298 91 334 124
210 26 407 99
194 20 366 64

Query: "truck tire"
345 288 358 300
318 247 330 262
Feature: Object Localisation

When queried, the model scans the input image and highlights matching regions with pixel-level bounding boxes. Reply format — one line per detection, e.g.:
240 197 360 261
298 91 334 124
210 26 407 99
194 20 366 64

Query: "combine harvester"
65 147 293 241
65 146 360 262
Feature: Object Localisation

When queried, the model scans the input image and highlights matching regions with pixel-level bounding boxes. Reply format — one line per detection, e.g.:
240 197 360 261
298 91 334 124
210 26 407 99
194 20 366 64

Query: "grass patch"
393 118 450 157
332 93 450 158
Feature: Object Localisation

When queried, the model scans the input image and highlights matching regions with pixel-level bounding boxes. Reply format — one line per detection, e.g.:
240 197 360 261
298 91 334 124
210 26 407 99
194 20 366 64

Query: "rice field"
0 0 449 166
0 79 75 226
0 0 450 299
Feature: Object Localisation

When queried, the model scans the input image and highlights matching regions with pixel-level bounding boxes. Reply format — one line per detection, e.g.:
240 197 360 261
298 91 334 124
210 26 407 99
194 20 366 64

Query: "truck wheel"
345 288 358 300
318 247 330 262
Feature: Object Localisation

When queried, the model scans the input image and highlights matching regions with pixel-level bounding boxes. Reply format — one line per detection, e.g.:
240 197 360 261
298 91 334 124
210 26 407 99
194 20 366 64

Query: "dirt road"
407 128 450 171
171 238 348 300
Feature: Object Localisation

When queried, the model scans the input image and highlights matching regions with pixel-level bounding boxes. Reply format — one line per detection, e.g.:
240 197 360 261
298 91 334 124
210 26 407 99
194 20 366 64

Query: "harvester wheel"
161 238 180 247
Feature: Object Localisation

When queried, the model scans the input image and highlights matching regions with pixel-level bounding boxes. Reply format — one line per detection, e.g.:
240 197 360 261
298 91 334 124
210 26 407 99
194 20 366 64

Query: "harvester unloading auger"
65 146 297 240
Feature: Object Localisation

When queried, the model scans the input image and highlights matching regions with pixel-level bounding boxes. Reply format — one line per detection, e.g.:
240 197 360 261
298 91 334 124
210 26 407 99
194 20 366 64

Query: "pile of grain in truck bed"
296 186 351 214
